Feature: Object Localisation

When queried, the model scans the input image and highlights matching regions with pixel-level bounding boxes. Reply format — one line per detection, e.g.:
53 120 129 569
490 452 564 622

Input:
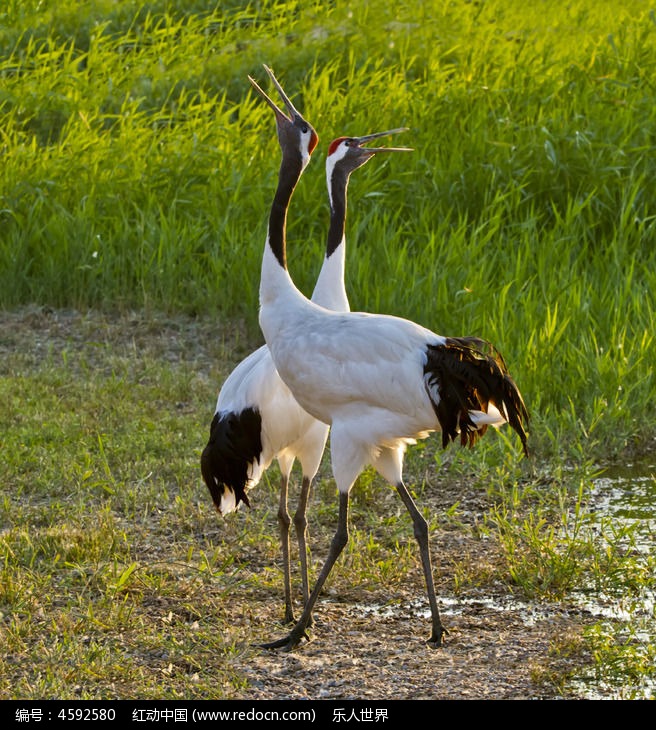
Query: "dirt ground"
221 505 593 701
227 585 589 700
236 611 583 701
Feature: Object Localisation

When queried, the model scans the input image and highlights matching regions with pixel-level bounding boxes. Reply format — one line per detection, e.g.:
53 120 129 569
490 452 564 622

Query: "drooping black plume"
200 407 263 512
424 336 529 456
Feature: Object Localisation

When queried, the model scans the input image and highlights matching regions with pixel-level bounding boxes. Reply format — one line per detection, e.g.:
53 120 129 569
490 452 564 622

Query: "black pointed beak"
248 65 304 126
352 127 413 154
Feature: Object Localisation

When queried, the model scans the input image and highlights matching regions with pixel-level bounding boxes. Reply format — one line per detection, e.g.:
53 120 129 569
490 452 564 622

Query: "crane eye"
301 125 308 134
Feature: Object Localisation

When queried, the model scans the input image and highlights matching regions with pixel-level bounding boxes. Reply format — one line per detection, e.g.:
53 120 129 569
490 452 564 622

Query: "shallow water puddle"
572 459 656 699
591 460 656 537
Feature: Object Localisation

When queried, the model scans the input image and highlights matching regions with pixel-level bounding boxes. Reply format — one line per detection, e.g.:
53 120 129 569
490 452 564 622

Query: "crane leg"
293 475 313 626
277 473 296 624
261 490 349 651
395 480 448 647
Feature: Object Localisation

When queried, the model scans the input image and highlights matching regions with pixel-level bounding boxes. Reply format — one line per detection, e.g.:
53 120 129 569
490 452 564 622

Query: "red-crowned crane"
200 69 411 623
249 65 530 651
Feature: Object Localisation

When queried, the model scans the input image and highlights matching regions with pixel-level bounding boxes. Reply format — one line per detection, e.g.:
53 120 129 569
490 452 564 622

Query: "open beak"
248 64 304 127
352 127 413 154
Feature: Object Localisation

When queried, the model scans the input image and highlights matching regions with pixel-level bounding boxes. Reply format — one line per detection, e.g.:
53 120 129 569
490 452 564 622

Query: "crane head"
248 65 319 167
327 127 413 174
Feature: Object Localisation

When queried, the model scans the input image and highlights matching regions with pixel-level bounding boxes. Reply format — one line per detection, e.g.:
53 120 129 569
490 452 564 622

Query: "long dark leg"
293 475 312 614
277 473 295 624
261 491 350 651
395 481 447 646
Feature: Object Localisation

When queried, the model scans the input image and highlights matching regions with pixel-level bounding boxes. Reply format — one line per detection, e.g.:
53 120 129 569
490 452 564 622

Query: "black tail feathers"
200 407 263 512
424 336 529 457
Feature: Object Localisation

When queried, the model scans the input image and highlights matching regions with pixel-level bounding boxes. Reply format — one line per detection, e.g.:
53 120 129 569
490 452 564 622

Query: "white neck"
311 237 349 311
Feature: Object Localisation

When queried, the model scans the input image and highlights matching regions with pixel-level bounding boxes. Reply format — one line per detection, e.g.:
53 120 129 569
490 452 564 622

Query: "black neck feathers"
268 153 304 269
326 165 349 258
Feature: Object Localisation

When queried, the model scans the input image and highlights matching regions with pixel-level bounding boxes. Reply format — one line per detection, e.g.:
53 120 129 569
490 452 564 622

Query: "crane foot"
427 625 449 648
259 628 310 652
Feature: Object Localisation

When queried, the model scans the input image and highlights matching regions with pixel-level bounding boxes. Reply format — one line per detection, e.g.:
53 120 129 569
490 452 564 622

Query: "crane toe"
259 627 310 652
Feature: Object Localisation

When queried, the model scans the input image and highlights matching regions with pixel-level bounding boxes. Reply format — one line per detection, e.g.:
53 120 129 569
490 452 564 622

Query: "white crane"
200 71 410 624
249 65 530 651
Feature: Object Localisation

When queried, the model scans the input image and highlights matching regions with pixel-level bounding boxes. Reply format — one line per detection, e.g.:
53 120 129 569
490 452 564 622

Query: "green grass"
1 0 655 700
